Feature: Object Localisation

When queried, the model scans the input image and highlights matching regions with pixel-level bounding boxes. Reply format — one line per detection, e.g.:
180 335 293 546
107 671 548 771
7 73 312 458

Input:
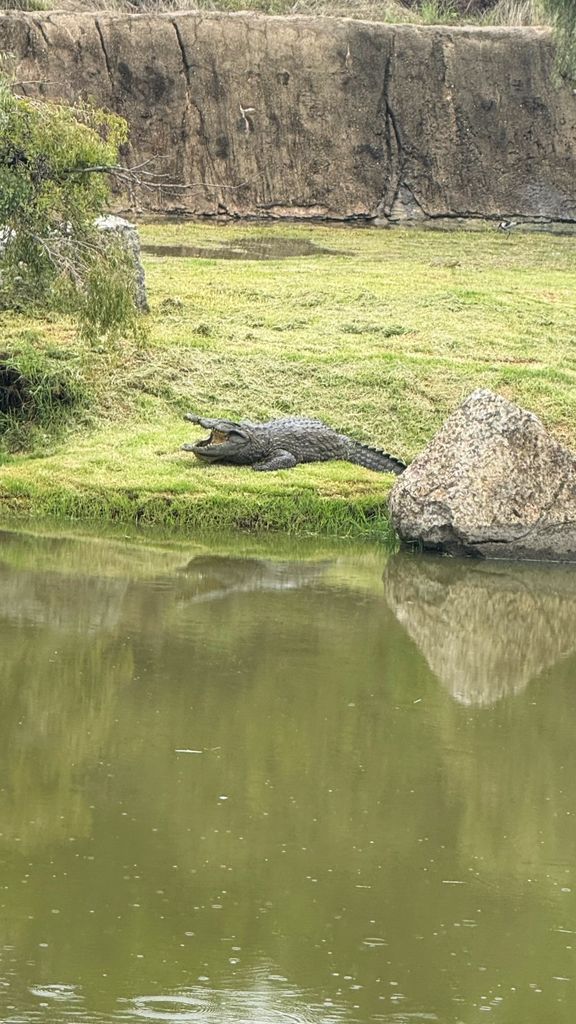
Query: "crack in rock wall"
2 11 576 223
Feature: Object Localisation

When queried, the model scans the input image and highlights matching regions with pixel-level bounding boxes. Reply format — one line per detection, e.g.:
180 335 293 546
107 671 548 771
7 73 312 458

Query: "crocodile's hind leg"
252 450 298 471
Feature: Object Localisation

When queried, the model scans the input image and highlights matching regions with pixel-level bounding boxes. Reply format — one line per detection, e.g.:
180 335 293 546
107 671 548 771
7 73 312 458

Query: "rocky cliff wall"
2 11 575 224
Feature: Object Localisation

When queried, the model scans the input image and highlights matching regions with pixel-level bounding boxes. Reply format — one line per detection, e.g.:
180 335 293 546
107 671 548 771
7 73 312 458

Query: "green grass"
1 222 575 537
24 2 550 28
0 342 89 451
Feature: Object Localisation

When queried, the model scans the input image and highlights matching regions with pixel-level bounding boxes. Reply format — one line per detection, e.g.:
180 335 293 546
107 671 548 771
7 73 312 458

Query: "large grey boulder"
389 389 576 562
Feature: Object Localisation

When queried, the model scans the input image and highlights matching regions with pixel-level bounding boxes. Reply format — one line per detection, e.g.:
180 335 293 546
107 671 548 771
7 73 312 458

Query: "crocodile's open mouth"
196 429 230 448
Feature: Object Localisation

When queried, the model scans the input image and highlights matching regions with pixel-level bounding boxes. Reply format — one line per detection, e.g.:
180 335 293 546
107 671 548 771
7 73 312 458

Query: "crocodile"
181 413 406 473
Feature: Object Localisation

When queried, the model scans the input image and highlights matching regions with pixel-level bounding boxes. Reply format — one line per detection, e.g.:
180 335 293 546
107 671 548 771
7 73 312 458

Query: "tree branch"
60 163 250 194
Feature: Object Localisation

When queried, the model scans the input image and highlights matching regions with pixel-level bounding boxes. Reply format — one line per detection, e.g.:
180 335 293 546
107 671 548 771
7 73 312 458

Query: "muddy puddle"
141 237 343 260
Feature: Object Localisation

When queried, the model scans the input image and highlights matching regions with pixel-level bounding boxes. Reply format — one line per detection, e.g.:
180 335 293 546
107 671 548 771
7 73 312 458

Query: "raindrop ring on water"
131 993 213 1021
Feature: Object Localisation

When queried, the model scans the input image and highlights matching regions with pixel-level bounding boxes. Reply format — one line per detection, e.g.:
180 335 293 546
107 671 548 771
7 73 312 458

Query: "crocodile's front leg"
252 450 298 471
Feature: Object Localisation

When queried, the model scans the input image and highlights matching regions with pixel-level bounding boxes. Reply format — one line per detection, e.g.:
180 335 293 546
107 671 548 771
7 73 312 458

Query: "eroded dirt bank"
2 11 575 223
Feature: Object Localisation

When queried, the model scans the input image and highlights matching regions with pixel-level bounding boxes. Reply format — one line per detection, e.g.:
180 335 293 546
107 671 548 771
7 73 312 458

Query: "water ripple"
29 985 81 1002
125 988 348 1024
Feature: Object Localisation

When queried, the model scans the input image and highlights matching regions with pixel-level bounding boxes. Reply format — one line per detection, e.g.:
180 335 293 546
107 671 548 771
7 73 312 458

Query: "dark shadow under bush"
0 347 88 450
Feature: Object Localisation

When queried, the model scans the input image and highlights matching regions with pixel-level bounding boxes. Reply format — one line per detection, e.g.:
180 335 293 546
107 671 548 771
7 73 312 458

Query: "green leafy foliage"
541 0 576 77
0 79 142 339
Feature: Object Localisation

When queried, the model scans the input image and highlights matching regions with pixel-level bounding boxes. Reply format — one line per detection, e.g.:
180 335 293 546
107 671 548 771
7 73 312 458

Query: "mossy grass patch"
1 222 575 537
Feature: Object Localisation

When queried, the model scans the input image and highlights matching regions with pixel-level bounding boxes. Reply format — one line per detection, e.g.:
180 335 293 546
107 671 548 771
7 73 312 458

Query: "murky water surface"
1 528 575 1024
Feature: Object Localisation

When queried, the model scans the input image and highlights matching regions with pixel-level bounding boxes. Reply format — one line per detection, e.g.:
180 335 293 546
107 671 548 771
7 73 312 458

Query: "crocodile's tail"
348 443 407 475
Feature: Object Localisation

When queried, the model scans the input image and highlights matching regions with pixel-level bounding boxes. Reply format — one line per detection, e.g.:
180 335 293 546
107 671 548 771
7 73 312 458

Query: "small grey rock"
1 217 148 313
0 226 16 257
94 215 148 312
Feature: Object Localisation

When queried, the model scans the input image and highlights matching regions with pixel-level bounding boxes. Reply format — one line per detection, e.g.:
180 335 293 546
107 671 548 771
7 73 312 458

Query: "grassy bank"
1 222 576 537
18 1 550 29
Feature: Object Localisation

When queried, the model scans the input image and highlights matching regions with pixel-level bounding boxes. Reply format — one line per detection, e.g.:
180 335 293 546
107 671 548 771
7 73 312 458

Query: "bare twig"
60 162 250 194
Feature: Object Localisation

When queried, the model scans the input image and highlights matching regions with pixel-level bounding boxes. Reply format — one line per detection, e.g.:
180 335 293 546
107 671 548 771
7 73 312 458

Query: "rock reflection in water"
384 553 576 706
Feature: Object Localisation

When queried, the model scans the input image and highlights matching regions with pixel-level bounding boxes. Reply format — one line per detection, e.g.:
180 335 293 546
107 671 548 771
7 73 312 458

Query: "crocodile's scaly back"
254 420 406 474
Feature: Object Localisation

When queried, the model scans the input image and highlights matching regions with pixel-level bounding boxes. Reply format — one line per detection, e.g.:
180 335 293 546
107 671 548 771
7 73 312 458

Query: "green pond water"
0 526 575 1024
